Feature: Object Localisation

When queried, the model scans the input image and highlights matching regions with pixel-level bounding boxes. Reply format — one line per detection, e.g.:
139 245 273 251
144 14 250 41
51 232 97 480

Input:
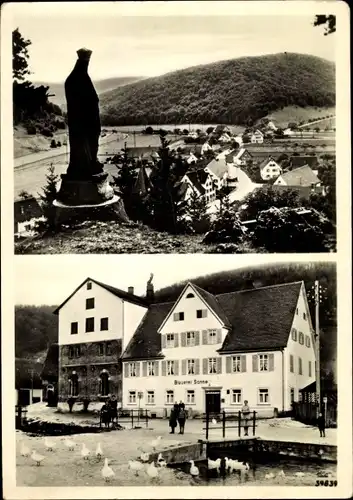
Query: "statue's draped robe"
65 59 102 179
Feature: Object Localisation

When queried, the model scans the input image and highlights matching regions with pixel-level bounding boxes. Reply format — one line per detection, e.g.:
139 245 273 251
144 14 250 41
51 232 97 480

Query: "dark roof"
53 277 149 314
122 302 174 360
185 170 208 194
290 155 318 168
126 146 158 158
41 343 59 380
14 197 43 224
122 281 302 359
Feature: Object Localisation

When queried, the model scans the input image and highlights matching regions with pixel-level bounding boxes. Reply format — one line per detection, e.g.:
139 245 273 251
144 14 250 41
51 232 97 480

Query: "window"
258 388 269 404
259 354 269 372
291 328 297 341
187 359 195 375
129 362 137 377
69 374 79 397
305 335 311 348
298 357 303 375
166 390 174 404
71 322 78 335
186 390 195 404
173 312 184 321
290 354 294 373
167 360 175 375
208 330 217 345
186 331 195 346
25 224 31 231
303 312 307 320
86 298 95 309
128 391 136 404
85 317 94 332
232 389 242 404
296 307 299 315
68 346 74 358
186 293 194 299
309 360 312 377
100 372 109 396
87 282 92 290
290 388 295 403
98 343 104 356
100 318 108 331
299 332 304 345
147 391 155 404
166 333 175 348
106 342 112 355
196 309 207 319
147 361 155 376
232 356 241 373
208 358 217 374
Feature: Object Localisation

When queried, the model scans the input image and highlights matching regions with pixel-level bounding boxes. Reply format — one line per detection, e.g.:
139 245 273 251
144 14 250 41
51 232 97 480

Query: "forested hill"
100 53 335 126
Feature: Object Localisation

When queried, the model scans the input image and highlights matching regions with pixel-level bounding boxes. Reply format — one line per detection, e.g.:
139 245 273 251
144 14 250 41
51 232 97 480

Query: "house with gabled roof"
226 148 253 166
181 170 216 204
259 157 282 180
274 165 321 188
122 281 316 417
290 155 319 170
250 129 264 144
14 196 45 237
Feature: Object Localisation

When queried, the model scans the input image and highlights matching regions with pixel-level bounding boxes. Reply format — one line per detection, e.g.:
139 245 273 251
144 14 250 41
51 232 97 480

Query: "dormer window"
87 281 92 290
186 293 195 299
173 312 184 322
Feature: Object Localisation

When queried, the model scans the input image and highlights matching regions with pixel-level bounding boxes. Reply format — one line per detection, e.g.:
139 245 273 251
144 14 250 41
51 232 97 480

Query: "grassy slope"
262 105 336 128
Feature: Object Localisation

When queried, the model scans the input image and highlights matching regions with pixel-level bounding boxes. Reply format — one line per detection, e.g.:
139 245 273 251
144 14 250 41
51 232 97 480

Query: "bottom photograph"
14 256 337 487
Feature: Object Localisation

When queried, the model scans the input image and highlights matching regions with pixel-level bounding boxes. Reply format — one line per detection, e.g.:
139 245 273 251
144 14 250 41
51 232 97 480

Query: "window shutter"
217 329 222 344
174 333 179 348
162 335 166 349
136 362 140 377
202 330 208 345
269 353 274 371
124 363 129 378
174 360 179 375
195 359 200 374
142 362 147 377
182 359 186 375
195 331 200 346
226 356 231 373
181 332 186 347
203 358 208 375
162 361 166 376
252 354 258 372
241 355 247 372
217 357 222 374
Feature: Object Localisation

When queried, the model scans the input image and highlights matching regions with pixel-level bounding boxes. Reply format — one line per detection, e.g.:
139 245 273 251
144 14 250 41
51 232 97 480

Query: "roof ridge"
215 280 302 297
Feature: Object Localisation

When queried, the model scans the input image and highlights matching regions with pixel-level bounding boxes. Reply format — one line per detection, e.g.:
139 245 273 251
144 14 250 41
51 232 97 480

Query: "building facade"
122 281 316 418
259 157 282 180
55 278 149 408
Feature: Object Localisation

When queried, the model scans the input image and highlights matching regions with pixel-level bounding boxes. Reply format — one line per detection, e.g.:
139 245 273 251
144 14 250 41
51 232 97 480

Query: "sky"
7 2 336 83
13 254 314 306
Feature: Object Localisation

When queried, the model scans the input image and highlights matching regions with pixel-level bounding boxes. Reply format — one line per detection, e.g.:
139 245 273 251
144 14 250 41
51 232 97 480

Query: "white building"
259 157 282 180
201 142 213 155
181 171 216 204
122 281 316 418
250 129 264 144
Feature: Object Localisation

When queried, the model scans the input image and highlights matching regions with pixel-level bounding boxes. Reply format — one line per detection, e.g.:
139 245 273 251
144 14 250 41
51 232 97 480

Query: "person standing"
169 403 179 434
317 412 326 437
242 400 251 436
178 403 187 434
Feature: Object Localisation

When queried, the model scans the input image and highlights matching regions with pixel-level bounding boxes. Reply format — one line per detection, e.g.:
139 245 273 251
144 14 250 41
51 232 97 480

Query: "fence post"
206 411 209 440
238 410 241 437
131 410 134 429
145 409 148 428
253 411 256 436
222 410 226 439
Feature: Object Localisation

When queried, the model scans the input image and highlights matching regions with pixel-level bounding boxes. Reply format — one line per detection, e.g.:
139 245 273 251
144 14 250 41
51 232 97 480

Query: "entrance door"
205 391 221 414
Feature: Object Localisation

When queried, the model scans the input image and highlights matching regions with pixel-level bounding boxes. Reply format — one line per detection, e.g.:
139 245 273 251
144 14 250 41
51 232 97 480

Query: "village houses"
250 129 264 144
259 157 283 180
274 165 322 189
180 170 216 204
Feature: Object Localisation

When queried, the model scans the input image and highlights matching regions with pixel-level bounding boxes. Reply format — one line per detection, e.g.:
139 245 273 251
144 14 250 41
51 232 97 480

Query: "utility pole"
30 369 34 405
314 280 321 417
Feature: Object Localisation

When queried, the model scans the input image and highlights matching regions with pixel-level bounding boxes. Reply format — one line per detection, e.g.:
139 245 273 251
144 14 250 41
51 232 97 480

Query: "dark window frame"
70 322 78 335
100 317 109 331
85 317 94 332
86 297 95 310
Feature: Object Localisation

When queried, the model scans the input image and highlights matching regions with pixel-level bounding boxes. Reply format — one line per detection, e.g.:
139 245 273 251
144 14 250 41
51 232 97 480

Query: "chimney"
146 273 155 303
128 286 134 295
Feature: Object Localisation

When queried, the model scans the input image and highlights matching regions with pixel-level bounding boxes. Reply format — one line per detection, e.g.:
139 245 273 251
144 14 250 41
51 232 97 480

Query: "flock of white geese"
20 435 307 483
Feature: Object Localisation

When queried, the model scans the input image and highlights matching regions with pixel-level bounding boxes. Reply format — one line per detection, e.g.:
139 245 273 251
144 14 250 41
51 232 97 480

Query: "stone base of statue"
53 172 130 227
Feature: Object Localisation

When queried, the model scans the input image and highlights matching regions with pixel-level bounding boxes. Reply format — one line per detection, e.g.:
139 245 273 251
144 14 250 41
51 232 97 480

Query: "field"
263 106 336 128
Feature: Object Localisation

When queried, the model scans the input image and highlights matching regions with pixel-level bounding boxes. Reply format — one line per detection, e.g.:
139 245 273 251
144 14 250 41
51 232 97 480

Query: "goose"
20 443 30 457
157 453 167 467
232 460 249 472
295 471 305 477
150 436 162 451
211 418 217 425
208 457 221 472
278 470 286 478
95 443 103 460
81 443 90 460
102 458 115 482
64 437 75 451
189 460 199 476
140 450 150 462
31 450 45 466
265 472 275 479
128 460 145 476
147 461 159 480
44 437 55 451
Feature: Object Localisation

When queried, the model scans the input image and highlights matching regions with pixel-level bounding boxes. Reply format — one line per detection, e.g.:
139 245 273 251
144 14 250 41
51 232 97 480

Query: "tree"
18 190 31 199
12 28 31 81
185 189 210 234
145 126 154 134
206 126 214 135
203 204 244 245
37 164 59 230
314 15 336 35
238 186 300 221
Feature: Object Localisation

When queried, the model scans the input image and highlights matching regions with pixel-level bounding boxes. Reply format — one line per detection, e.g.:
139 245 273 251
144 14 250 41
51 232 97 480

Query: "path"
297 116 335 129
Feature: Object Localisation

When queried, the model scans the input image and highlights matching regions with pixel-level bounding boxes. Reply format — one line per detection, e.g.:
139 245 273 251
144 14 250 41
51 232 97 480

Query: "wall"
123 301 148 353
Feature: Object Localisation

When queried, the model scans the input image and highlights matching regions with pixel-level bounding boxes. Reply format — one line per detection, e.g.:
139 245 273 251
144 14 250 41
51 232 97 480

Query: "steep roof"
41 343 59 380
132 165 152 195
185 170 208 194
290 155 318 169
258 157 281 171
278 165 320 186
122 281 303 359
205 158 228 179
53 277 149 314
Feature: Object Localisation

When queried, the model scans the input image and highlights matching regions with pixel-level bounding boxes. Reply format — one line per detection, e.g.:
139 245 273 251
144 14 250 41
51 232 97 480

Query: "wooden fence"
203 411 257 439
99 408 150 429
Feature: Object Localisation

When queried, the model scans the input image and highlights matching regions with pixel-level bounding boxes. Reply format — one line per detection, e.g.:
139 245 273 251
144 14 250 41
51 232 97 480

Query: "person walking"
178 403 187 434
169 403 179 434
242 400 251 436
108 394 118 427
317 412 326 437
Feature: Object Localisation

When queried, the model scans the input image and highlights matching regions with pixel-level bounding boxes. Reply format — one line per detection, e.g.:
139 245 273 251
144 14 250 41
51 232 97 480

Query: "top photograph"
11 4 337 254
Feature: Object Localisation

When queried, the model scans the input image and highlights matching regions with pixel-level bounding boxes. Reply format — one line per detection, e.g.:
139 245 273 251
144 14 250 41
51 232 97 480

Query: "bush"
203 208 245 244
50 139 57 148
56 141 61 147
41 127 53 137
26 124 37 135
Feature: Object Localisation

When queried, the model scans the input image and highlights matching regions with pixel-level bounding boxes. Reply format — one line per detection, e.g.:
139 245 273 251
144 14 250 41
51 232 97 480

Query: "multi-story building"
55 277 150 409
122 281 316 418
